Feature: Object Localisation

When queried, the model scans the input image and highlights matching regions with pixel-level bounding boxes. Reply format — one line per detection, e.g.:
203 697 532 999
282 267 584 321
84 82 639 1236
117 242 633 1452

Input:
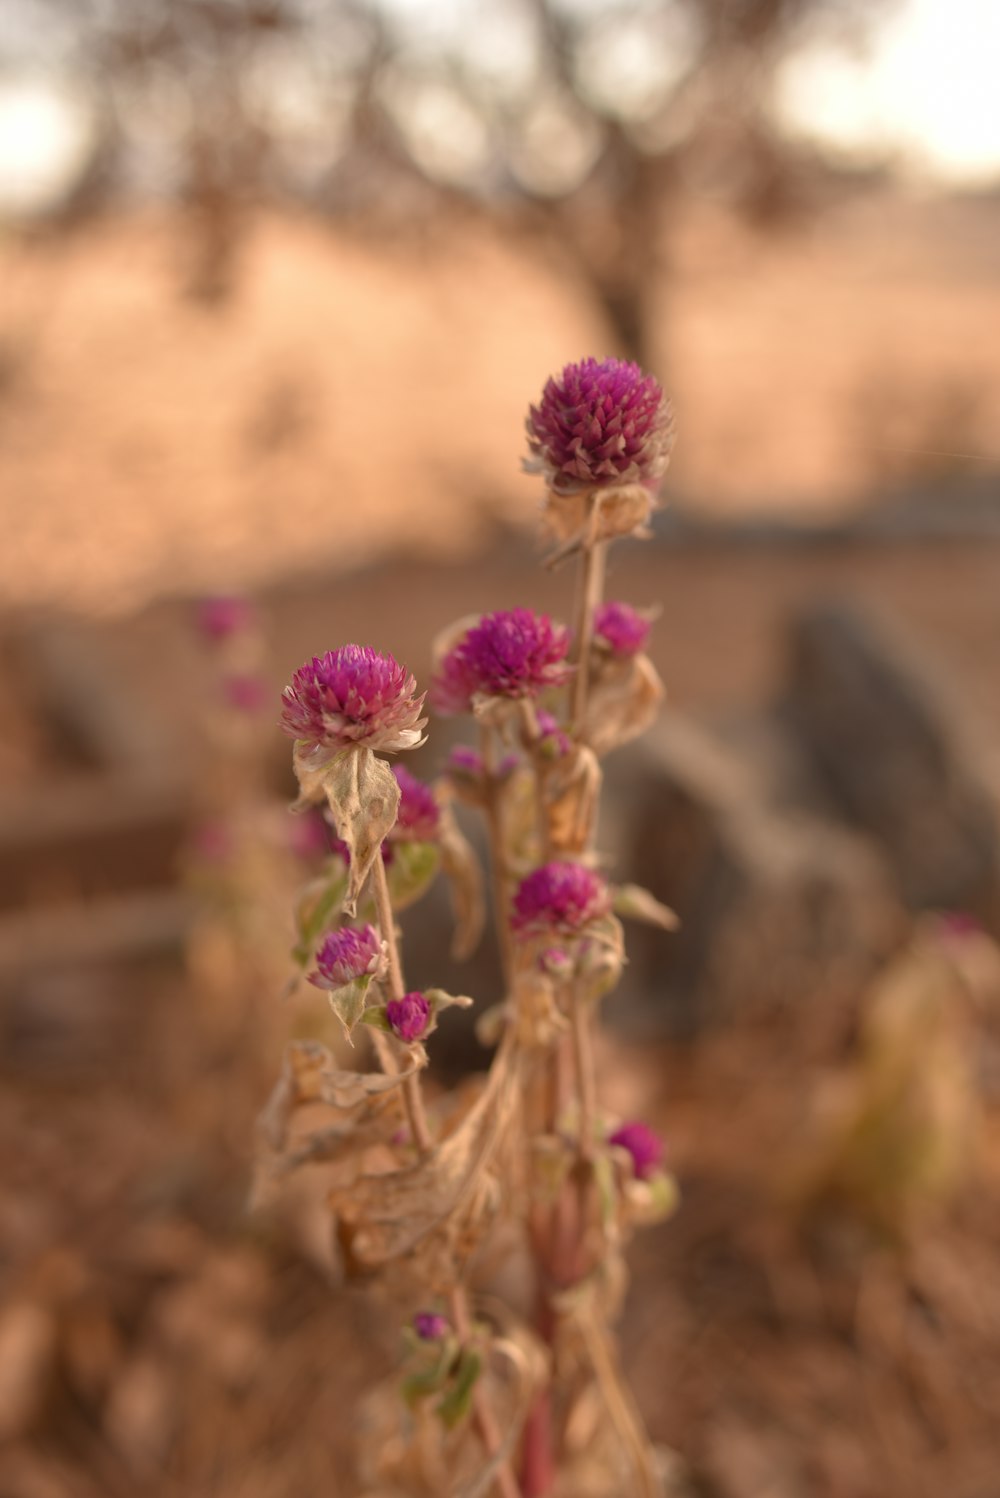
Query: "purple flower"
386 991 430 1043
511 861 610 938
525 357 674 496
279 645 426 757
222 673 268 714
431 610 572 716
594 601 651 659
198 595 254 641
309 925 383 991
413 1311 449 1341
447 744 484 776
535 709 572 757
608 1121 664 1181
392 765 440 841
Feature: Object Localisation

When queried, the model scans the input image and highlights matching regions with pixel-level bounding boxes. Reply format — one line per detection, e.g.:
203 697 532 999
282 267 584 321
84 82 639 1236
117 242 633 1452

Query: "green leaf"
326 974 373 1041
386 839 441 911
401 1342 457 1408
425 988 475 1013
436 1347 482 1430
612 883 679 931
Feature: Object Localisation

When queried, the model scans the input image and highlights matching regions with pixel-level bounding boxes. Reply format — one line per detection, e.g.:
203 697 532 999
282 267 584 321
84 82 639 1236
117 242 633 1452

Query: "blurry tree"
28 0 889 342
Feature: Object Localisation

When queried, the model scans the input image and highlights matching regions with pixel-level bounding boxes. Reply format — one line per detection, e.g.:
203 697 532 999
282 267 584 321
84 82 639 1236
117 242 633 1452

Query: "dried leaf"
332 1040 519 1284
425 988 475 1013
257 1040 332 1151
437 801 485 961
317 748 401 916
545 745 602 856
320 1060 423 1111
584 654 664 758
612 883 679 931
326 973 375 1041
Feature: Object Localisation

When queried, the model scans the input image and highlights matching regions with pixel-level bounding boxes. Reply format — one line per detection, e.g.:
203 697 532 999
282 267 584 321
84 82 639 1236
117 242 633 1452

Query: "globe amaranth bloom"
279 645 426 757
525 357 674 496
607 1121 664 1181
386 990 431 1043
391 764 440 841
413 1311 449 1341
593 601 651 659
511 861 610 939
309 924 385 991
431 609 572 716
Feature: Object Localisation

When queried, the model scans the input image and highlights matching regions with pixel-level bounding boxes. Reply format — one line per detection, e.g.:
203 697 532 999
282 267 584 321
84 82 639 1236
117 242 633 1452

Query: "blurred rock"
780 602 1000 919
618 715 900 1036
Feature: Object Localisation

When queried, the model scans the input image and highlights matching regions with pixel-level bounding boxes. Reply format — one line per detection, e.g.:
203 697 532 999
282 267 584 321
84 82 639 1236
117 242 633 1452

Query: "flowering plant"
255 358 678 1497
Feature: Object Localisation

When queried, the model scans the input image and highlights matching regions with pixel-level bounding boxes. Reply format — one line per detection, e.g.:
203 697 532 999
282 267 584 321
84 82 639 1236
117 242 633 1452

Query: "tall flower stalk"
256 358 678 1498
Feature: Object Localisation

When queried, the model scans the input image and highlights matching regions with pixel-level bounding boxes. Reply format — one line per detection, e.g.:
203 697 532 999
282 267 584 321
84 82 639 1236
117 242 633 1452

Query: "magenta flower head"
309 924 384 991
594 601 651 659
511 861 610 939
198 595 254 642
279 645 426 759
386 990 431 1043
525 357 674 496
392 765 440 841
413 1311 449 1341
431 609 572 716
608 1121 664 1181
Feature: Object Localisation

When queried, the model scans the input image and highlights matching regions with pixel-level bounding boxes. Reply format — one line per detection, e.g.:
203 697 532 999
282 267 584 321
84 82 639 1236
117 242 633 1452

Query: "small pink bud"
593 601 651 658
413 1311 449 1341
309 925 383 990
608 1121 664 1181
386 991 430 1043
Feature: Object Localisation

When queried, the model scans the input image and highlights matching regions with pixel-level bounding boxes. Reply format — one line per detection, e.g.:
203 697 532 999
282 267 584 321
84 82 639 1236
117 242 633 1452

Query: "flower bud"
413 1311 449 1341
608 1120 664 1181
309 925 384 991
386 990 431 1043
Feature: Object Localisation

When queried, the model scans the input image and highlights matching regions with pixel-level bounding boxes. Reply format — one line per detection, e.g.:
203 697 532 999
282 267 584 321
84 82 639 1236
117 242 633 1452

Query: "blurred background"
2 1 1000 1494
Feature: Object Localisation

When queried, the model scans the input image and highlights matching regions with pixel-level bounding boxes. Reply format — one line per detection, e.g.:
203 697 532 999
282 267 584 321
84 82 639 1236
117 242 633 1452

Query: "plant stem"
449 1287 523 1498
371 852 433 1155
480 724 514 986
569 1000 597 1163
372 853 522 1497
570 500 606 733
